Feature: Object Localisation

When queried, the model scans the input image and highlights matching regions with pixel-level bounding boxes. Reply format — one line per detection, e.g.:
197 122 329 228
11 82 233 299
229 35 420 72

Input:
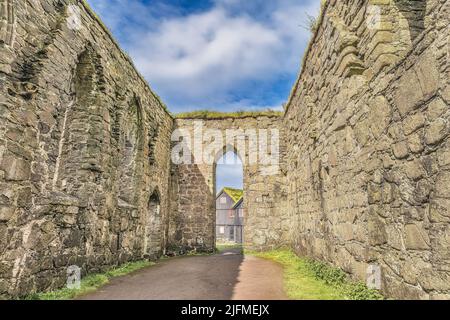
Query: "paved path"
80 249 288 300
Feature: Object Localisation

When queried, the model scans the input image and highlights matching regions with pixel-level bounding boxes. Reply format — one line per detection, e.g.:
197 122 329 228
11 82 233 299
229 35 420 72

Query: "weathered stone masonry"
168 117 289 252
284 0 450 299
0 0 449 300
0 0 173 297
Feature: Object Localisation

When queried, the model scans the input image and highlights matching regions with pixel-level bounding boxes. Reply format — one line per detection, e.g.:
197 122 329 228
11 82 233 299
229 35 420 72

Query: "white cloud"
87 0 321 112
216 164 244 192
133 9 280 95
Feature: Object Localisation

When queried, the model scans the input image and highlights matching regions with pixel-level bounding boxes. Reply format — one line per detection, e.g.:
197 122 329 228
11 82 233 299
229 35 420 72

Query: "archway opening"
214 150 244 246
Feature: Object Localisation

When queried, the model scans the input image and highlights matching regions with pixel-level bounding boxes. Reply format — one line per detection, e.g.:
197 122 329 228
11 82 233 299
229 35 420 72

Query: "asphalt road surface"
80 248 288 300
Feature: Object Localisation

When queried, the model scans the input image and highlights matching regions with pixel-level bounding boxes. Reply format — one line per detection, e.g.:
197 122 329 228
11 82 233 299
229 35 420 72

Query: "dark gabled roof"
233 197 243 209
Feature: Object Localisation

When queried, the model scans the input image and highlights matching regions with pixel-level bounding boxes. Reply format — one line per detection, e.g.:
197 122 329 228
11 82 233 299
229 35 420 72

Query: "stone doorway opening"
214 150 244 246
144 189 162 259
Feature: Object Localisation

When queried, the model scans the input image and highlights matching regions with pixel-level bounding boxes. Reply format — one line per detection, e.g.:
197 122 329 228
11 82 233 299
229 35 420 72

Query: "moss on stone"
222 187 243 203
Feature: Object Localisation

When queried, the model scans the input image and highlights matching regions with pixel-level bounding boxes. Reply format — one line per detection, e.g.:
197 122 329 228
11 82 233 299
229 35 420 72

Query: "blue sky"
87 0 321 113
216 151 243 192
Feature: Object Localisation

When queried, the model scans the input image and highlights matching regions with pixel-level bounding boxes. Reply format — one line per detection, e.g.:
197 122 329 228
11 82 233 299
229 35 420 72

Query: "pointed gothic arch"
117 94 145 205
365 0 428 75
54 45 105 195
0 0 15 47
143 187 163 257
393 0 427 42
214 146 244 245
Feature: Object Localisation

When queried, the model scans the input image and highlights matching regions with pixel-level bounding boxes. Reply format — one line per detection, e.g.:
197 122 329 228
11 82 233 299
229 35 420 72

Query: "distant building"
216 187 244 243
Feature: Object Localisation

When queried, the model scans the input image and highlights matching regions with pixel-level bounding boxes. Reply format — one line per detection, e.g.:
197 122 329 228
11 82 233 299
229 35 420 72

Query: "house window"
220 197 227 204
219 226 225 234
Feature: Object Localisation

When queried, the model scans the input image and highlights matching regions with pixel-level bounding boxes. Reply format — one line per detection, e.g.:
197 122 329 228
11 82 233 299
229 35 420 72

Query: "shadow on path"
79 248 287 300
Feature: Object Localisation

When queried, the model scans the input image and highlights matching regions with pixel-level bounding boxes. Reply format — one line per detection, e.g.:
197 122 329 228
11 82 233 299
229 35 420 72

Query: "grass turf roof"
222 187 244 204
175 110 283 120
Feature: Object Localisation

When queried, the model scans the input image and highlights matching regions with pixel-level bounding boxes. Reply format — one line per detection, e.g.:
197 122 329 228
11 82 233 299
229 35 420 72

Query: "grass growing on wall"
176 109 283 119
248 249 384 300
24 261 154 300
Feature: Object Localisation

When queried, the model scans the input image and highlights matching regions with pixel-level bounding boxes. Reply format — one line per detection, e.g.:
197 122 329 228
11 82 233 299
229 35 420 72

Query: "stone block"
381 183 394 204
403 113 425 136
420 271 450 291
392 141 409 159
404 224 430 250
430 198 450 222
435 171 450 198
442 84 450 103
0 223 7 251
427 97 447 121
368 96 391 138
401 258 431 285
407 132 424 154
0 205 14 222
425 119 447 145
0 155 31 181
368 215 387 246
404 160 426 181
394 69 423 116
414 51 440 99
385 224 403 251
368 183 382 204
337 223 354 241
438 149 450 167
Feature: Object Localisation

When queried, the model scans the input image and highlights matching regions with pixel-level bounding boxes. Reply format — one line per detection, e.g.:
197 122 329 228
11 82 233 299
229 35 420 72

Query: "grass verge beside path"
216 243 243 253
24 260 154 300
248 249 384 300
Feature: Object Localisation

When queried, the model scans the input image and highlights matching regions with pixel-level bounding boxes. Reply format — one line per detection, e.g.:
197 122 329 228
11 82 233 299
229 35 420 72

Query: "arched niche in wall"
393 0 427 41
365 0 427 76
328 12 365 78
147 120 159 167
54 46 105 196
117 95 145 205
143 188 162 257
0 0 16 47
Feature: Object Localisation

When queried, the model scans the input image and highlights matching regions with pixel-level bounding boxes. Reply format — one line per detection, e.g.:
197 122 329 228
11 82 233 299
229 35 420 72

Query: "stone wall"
169 117 288 252
283 0 449 299
0 0 173 297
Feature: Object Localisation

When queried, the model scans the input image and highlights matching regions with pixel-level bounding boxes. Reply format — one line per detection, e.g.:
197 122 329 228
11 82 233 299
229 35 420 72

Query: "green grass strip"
247 249 384 300
216 243 244 253
23 260 154 300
